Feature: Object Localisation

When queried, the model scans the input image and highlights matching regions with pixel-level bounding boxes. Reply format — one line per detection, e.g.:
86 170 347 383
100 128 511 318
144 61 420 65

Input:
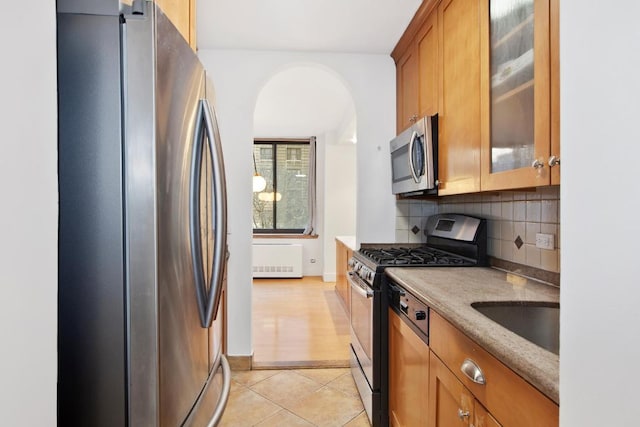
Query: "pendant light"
252 153 267 193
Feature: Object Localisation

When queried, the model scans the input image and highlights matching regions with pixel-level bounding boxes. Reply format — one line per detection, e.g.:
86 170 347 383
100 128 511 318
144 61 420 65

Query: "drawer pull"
460 358 486 385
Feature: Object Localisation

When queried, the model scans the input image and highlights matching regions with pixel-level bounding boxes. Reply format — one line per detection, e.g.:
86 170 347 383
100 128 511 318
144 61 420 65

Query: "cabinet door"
480 0 551 190
388 309 430 427
549 0 560 185
417 11 439 118
474 402 502 427
335 240 347 312
429 351 474 427
437 0 482 195
397 46 420 134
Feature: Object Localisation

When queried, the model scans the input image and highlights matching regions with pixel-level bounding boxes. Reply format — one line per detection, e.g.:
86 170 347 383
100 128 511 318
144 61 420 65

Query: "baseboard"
227 354 253 371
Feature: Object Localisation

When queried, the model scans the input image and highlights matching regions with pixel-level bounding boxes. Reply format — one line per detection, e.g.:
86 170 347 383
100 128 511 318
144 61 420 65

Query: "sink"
471 301 559 355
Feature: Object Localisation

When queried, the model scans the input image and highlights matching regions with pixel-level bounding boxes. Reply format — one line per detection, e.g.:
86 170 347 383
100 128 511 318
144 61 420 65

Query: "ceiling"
197 0 422 54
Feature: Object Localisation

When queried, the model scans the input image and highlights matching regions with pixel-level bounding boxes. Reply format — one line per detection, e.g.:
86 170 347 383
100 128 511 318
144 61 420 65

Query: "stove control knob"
415 311 427 321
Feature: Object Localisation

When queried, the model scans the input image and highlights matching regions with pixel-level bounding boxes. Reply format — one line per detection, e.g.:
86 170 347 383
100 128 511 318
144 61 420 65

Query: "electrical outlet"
535 233 555 250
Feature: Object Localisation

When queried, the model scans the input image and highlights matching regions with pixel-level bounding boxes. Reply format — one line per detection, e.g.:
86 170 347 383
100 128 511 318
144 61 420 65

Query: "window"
253 139 314 234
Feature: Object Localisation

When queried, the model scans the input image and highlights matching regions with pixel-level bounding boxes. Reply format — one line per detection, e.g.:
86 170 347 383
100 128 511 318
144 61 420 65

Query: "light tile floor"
219 368 371 427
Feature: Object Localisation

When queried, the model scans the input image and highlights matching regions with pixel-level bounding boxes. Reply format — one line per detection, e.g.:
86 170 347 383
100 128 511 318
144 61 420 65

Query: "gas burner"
358 246 475 267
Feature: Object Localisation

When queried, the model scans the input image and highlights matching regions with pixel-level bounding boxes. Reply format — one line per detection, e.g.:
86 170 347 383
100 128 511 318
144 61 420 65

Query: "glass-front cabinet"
481 0 557 190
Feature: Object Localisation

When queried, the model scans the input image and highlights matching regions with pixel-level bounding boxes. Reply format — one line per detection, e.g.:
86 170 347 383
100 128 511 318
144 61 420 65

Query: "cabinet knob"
531 159 545 169
548 155 560 167
458 409 470 420
409 114 418 123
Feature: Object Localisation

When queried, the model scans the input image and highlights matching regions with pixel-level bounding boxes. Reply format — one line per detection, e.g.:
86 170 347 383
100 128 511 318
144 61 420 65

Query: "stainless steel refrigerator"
57 1 230 425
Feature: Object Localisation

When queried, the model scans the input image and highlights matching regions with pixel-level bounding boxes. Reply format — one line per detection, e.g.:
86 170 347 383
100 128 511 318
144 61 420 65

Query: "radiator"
252 244 303 278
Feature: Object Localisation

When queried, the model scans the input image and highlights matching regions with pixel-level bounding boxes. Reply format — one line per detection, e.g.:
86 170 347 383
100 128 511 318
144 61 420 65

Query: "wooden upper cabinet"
549 0 560 185
392 0 439 135
417 12 439 118
156 0 196 50
480 0 558 190
437 0 482 195
396 47 420 134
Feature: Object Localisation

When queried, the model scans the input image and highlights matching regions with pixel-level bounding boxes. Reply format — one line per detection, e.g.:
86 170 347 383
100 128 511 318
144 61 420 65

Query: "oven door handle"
348 272 374 298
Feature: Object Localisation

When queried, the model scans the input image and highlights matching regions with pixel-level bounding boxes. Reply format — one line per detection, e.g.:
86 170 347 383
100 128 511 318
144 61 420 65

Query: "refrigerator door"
129 7 209 426
153 9 210 426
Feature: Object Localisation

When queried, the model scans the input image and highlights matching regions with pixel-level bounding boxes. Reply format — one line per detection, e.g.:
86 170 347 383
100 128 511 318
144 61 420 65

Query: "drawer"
430 311 558 427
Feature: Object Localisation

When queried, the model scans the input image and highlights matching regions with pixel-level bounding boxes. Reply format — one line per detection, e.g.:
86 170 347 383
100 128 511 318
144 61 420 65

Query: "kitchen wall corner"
395 186 560 273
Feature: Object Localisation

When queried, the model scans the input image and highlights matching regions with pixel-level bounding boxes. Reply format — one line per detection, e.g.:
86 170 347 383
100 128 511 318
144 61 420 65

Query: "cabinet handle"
531 159 545 169
548 155 560 167
409 114 418 123
460 358 486 385
458 409 470 420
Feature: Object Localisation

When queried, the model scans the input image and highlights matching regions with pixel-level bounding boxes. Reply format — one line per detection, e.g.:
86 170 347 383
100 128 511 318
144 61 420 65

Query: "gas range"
351 214 487 287
348 214 487 426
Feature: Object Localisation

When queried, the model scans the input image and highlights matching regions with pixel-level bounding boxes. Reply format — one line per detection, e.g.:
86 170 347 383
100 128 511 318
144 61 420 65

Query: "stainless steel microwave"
390 114 438 196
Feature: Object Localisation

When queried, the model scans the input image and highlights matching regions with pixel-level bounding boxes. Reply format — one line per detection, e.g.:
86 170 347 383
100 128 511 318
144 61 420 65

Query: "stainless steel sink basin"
471 301 560 355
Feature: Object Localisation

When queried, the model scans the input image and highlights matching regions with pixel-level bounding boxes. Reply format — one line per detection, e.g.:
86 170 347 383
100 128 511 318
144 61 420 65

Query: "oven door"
349 271 374 386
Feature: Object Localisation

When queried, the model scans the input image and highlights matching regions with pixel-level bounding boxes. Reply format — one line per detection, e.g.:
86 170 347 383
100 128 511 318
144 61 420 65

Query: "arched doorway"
251 64 357 367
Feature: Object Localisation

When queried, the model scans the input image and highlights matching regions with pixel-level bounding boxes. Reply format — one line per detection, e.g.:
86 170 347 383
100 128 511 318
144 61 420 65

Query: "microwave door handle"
407 130 420 183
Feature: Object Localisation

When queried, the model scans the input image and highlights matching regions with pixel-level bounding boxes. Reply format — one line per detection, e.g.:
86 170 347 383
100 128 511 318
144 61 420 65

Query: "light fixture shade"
253 174 267 192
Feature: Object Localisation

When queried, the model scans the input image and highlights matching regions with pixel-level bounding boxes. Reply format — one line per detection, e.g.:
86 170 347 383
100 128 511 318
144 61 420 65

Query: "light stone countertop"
385 266 560 404
335 235 357 251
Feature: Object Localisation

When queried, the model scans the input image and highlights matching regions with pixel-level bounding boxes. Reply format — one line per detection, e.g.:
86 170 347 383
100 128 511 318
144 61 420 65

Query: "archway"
251 64 357 367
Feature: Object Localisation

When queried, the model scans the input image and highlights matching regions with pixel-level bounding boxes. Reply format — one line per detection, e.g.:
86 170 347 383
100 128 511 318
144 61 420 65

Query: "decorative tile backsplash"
395 186 560 273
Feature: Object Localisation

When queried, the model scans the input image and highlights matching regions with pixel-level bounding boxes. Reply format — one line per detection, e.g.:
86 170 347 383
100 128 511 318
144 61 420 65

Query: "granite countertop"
335 235 357 251
385 266 560 404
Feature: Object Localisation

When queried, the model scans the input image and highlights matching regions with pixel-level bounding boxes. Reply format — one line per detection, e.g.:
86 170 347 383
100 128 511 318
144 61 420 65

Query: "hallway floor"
219 368 370 426
252 277 350 368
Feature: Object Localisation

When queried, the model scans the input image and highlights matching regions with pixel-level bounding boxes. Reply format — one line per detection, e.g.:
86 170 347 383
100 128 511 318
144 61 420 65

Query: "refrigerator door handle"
201 99 228 327
189 99 227 329
189 101 210 328
207 354 231 427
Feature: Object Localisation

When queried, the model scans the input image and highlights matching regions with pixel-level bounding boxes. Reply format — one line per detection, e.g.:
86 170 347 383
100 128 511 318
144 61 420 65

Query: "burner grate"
359 246 475 267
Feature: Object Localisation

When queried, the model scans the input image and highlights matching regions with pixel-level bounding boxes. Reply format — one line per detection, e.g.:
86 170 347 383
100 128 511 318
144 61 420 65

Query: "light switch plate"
535 233 555 250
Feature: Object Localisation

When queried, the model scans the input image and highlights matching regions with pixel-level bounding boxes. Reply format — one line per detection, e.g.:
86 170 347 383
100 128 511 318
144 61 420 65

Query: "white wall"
324 142 357 281
560 2 640 425
198 49 397 356
0 3 58 425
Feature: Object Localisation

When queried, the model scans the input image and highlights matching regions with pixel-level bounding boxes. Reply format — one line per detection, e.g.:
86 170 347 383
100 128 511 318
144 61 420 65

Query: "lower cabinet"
387 307 559 426
430 311 558 427
429 351 501 427
335 239 352 314
388 309 430 427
